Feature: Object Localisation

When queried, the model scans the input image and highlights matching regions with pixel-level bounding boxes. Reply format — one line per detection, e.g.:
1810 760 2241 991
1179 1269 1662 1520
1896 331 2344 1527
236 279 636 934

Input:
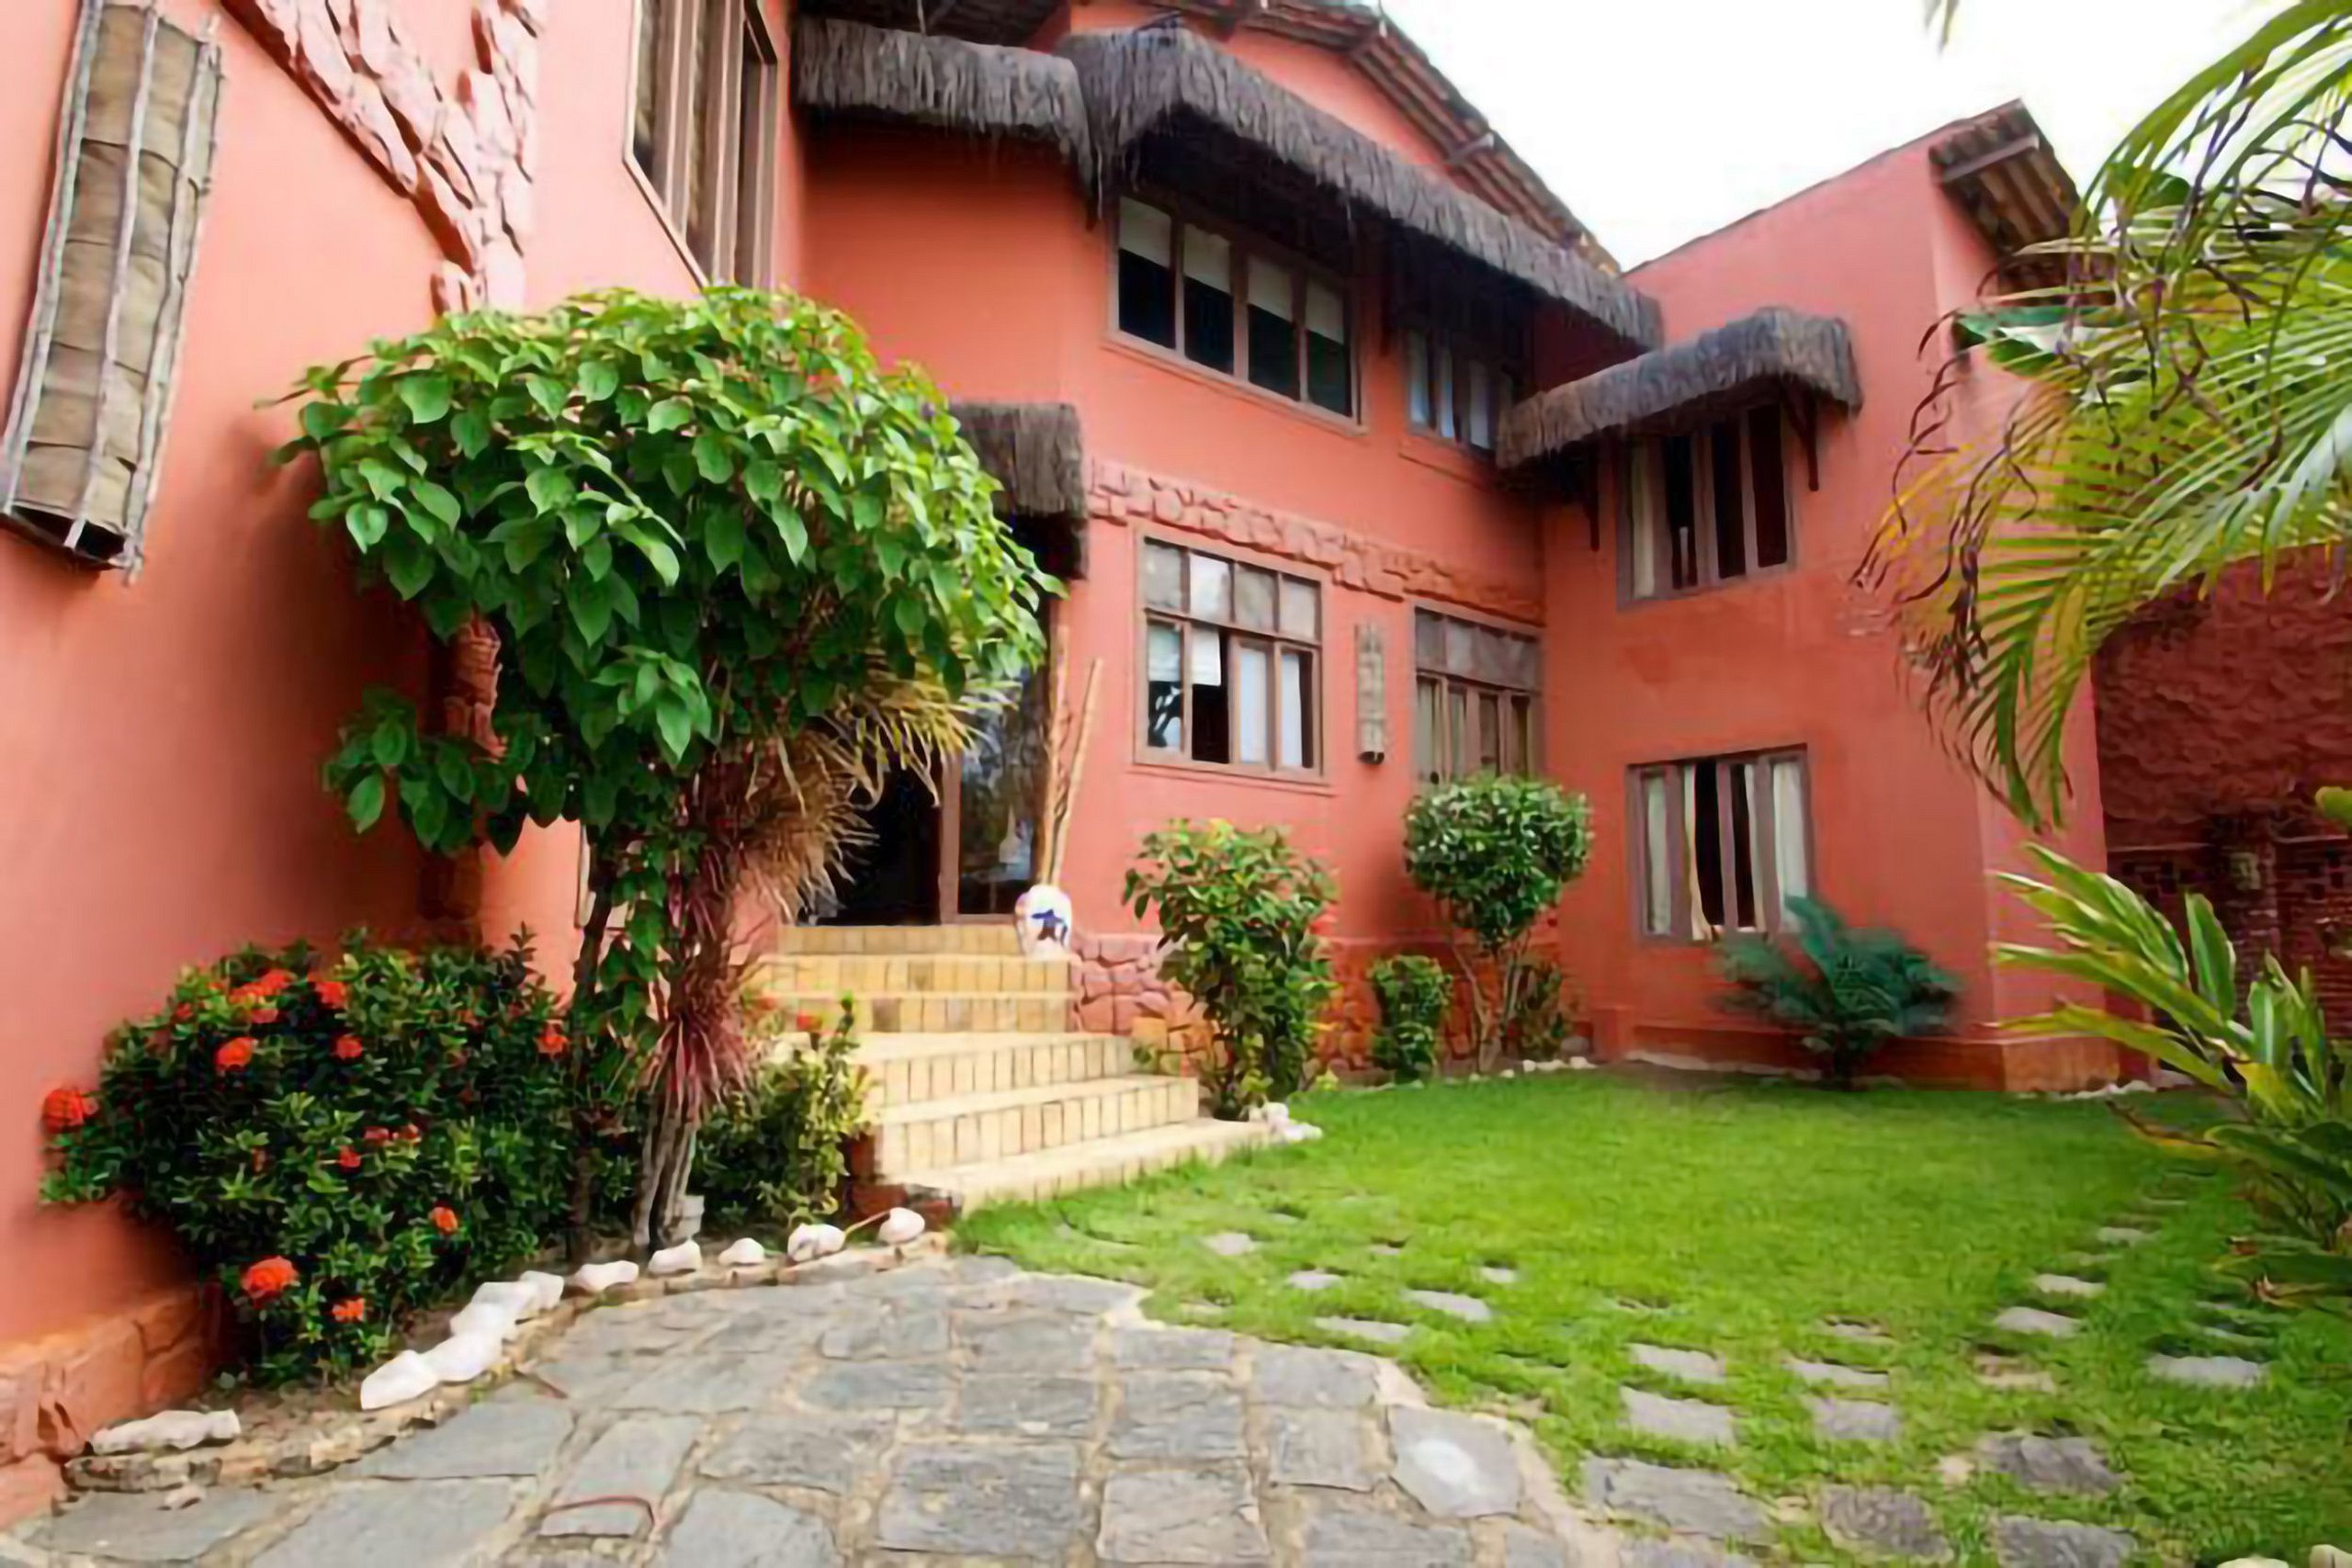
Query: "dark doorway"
823 767 941 926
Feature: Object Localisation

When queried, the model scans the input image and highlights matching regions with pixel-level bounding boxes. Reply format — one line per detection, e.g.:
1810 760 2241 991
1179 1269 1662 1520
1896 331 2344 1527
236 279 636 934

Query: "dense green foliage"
2002 846 2352 1306
1717 897 1959 1089
1125 821 1337 1118
693 1003 868 1231
41 941 582 1382
1403 775 1592 1067
1369 955 1451 1083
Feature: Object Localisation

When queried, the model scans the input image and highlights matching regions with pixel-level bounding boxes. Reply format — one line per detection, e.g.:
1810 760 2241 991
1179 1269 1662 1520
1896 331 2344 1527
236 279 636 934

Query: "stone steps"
779 924 1022 956
761 953 1073 996
764 990 1074 1035
872 1074 1201 1177
856 1032 1133 1111
890 1117 1275 1211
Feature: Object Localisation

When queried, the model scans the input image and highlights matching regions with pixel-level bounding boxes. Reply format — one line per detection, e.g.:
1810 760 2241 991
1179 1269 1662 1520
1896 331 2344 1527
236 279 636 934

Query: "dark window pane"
1662 433 1700 591
1305 280 1351 415
1146 622 1183 751
1728 761 1758 928
1416 676 1442 781
1477 693 1502 773
1182 227 1234 374
730 17 769 284
1281 649 1315 769
1407 331 1432 428
632 0 665 184
1118 199 1176 349
1191 627 1232 764
1709 416 1747 580
1749 404 1791 568
1693 761 1724 931
1247 257 1300 400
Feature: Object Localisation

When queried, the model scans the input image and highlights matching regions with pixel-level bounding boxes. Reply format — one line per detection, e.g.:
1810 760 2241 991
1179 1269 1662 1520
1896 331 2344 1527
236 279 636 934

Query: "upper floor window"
1142 539 1322 774
1414 610 1541 782
1405 330 1517 456
1624 405 1792 600
1116 198 1355 419
631 0 779 284
1632 750 1811 942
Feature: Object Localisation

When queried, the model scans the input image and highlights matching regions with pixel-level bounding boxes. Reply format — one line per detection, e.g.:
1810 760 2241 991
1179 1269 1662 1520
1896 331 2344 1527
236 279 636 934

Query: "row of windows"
1633 750 1812 940
631 0 779 286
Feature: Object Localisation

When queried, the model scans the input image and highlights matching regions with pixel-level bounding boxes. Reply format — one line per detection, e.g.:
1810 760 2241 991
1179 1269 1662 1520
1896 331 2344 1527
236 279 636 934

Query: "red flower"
331 1297 368 1324
251 1148 268 1173
429 1205 458 1235
536 1023 568 1059
42 1088 96 1132
336 1147 360 1170
254 968 294 997
334 1035 364 1062
249 1007 281 1025
227 984 267 1010
242 1257 298 1303
363 1126 391 1145
215 1037 256 1074
398 1123 421 1143
795 1011 822 1034
173 1002 195 1022
315 979 348 1010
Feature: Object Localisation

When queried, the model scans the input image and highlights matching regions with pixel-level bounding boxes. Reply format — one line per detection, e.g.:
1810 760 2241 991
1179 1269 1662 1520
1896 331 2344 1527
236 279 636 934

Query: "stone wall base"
1589 1019 2131 1093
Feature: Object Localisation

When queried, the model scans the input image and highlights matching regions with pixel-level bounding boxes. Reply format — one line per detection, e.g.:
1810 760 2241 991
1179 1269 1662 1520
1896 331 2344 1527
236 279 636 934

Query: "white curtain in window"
1772 758 1810 915
1642 773 1673 936
1235 644 1270 765
1628 443 1660 599
1280 650 1311 769
1119 198 1172 263
1182 226 1230 290
1406 331 1431 428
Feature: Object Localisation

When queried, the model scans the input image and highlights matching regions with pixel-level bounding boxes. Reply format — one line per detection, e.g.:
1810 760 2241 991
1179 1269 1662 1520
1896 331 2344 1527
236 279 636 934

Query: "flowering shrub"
43 938 576 1383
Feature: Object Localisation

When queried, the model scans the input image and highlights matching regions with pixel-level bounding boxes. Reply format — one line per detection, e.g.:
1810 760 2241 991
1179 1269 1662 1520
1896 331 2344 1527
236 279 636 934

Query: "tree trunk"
564 874 618 1267
628 1094 700 1253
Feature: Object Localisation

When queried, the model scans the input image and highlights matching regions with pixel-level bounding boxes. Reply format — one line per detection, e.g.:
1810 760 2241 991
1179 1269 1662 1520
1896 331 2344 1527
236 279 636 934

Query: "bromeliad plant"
1717 897 1960 1090
1404 775 1592 1070
2000 845 2352 1307
281 288 1050 1248
42 940 575 1382
1125 821 1337 1118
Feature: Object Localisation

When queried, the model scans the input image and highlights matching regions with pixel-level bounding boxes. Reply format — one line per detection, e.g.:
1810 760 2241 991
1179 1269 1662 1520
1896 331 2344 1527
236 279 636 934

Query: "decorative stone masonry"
1090 461 1547 625
220 0 544 314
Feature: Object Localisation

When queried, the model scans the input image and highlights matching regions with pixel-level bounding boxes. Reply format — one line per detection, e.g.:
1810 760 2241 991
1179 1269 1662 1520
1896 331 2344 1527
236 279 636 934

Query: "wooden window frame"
1412 607 1542 783
1112 194 1360 424
1628 749 1814 944
1619 404 1798 604
1136 536 1327 781
1404 325 1522 458
626 0 778 287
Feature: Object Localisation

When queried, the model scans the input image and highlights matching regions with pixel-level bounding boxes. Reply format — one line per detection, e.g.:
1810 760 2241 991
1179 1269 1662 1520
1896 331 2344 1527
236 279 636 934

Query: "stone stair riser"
778 925 1022 956
954 1128 1262 1210
875 1080 1198 1176
768 994 1073 1034
868 1038 1129 1111
761 955 1072 997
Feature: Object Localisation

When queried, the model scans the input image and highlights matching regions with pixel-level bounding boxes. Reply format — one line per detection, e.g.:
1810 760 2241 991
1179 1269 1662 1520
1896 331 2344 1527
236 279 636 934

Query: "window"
1117 198 1355 419
629 0 779 284
1413 610 1541 782
1624 405 1792 599
1405 329 1519 456
1631 750 1811 941
1142 539 1321 773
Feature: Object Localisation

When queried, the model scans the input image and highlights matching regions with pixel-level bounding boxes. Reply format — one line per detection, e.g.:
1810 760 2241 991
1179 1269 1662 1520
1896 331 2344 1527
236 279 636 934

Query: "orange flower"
173 1002 196 1022
536 1023 568 1059
249 1007 281 1025
334 1035 364 1062
41 1087 95 1132
336 1147 360 1171
254 968 294 997
251 1148 268 1173
227 984 266 1010
242 1257 298 1303
215 1037 256 1074
314 979 348 1010
331 1297 368 1324
795 1011 822 1034
398 1122 421 1143
428 1205 458 1235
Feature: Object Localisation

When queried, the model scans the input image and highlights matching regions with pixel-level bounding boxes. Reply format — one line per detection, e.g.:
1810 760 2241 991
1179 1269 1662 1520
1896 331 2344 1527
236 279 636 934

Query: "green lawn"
959 1073 2352 1562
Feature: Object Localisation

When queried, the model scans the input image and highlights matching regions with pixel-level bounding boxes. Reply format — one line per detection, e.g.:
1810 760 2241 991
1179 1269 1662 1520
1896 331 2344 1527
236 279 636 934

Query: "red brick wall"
2109 837 2352 1022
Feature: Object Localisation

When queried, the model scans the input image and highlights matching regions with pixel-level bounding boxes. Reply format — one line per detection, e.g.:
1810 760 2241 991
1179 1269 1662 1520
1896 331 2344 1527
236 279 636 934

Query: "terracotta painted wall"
1536 136 2112 1088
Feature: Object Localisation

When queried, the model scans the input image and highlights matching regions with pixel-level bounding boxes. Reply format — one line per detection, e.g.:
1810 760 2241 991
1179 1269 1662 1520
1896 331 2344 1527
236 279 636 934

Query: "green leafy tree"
1369 954 1451 1083
1125 821 1338 1118
1403 775 1592 1070
1717 897 1960 1090
280 288 1050 1248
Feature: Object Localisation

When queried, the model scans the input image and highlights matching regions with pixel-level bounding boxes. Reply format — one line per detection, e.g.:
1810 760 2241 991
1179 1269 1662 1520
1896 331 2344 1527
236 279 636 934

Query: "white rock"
358 1351 441 1412
448 1302 522 1343
1278 1121 1324 1145
876 1208 926 1247
569 1260 640 1295
786 1224 845 1263
517 1270 566 1314
2219 1559 2290 1568
648 1239 702 1277
423 1331 502 1385
469 1280 539 1320
88 1409 241 1456
1568 1057 1599 1072
718 1237 766 1268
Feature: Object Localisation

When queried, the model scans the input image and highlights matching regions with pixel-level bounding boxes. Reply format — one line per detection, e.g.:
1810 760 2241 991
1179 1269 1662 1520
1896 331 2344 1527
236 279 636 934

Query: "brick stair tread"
854 1032 1125 1063
765 989 1071 1006
895 1119 1274 1209
873 1074 1193 1127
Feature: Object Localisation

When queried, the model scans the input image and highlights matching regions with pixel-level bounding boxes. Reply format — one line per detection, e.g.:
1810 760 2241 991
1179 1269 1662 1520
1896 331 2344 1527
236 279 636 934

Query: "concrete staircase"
759 925 1271 1211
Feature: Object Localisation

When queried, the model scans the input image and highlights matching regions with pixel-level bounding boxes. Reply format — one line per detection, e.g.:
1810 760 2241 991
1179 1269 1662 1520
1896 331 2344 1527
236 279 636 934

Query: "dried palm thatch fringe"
949 401 1085 521
792 16 1091 168
1498 307 1862 468
1056 25 1662 351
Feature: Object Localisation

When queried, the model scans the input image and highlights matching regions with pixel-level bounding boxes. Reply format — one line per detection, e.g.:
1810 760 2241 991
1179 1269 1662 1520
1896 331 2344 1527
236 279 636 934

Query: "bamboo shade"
1 0 223 571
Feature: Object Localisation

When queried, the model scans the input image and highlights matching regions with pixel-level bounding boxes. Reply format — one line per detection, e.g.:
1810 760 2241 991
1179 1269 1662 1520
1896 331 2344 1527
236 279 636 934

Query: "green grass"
959 1074 2352 1561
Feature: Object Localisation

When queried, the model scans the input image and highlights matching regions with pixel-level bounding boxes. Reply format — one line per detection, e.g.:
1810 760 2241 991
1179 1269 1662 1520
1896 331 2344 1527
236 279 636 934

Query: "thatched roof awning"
792 17 1091 168
1056 26 1661 352
1498 308 1860 468
951 401 1086 522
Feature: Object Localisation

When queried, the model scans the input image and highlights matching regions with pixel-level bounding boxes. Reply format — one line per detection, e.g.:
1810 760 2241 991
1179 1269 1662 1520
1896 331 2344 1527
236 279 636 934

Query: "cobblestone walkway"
20 1256 1658 1566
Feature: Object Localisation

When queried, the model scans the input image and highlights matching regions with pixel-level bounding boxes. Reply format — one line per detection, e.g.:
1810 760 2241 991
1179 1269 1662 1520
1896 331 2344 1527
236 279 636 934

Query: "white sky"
1382 0 2275 267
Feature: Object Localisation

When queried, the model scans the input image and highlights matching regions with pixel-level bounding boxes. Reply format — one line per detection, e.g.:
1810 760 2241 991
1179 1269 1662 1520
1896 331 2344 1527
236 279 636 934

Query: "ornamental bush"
693 1000 869 1232
1125 821 1338 1118
1404 775 1592 1069
1369 955 1451 1083
42 939 581 1383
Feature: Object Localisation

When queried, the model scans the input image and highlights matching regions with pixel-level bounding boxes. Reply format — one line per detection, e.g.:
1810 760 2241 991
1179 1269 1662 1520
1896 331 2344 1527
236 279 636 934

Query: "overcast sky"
1382 0 2273 267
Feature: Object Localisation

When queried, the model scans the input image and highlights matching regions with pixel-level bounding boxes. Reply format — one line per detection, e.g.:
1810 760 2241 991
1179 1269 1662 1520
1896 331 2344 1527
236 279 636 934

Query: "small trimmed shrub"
1370 956 1451 1083
42 940 579 1382
1717 897 1960 1089
1125 821 1338 1118
693 1001 868 1231
1405 775 1593 1069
